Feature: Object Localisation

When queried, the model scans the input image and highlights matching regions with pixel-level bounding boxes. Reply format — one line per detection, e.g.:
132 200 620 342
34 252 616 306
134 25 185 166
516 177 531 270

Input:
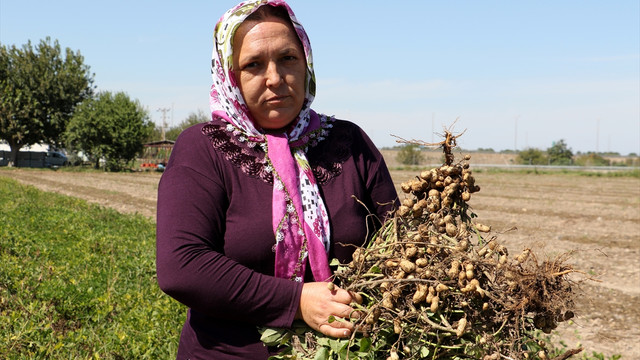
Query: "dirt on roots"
1 165 639 359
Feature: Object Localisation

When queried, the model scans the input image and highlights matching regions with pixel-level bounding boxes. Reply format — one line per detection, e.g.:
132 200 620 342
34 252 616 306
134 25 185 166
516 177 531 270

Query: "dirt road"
2 167 639 358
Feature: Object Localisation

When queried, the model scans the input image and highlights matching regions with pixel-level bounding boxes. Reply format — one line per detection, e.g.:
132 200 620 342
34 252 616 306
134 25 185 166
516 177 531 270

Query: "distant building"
0 141 49 152
0 142 67 167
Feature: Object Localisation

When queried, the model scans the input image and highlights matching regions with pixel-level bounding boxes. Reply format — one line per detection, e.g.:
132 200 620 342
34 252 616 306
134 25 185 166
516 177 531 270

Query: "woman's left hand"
296 282 361 338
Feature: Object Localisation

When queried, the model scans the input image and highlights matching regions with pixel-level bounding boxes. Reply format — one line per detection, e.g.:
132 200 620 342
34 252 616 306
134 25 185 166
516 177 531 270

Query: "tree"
547 139 573 165
0 38 94 166
164 109 210 141
574 153 609 166
66 91 153 171
516 148 547 165
396 144 424 165
477 148 495 153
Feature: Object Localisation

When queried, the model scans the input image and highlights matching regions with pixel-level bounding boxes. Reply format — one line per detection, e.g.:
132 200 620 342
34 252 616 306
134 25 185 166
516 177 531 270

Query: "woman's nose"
265 62 283 87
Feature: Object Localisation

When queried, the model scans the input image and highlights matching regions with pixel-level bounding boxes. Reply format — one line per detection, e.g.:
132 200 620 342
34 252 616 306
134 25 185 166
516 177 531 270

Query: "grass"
0 177 184 359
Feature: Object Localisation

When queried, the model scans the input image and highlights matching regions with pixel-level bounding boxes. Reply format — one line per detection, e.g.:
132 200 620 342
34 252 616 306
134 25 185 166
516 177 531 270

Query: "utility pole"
596 118 600 154
431 113 435 144
514 115 519 152
157 107 171 141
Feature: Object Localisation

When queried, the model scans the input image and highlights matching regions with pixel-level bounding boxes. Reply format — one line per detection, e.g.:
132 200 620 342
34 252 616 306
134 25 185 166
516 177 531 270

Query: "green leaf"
313 347 330 360
359 337 372 352
419 346 430 357
329 339 349 357
316 337 332 347
259 327 289 346
368 265 381 274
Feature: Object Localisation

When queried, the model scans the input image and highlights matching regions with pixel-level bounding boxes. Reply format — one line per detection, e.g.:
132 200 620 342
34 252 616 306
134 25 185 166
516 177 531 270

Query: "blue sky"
2 1 639 154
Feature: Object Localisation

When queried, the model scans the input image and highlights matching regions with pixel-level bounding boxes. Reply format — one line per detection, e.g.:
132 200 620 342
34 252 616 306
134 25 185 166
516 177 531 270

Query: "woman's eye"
243 62 259 69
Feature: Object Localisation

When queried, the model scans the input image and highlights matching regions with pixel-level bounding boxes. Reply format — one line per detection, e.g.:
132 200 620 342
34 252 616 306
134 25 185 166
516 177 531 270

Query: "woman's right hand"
296 282 360 338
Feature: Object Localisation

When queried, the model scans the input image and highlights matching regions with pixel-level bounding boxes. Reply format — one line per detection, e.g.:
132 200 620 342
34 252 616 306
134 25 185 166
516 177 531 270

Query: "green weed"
0 177 184 359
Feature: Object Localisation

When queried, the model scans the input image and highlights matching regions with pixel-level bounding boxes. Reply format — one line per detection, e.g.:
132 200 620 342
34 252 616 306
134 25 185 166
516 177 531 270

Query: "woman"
156 1 398 358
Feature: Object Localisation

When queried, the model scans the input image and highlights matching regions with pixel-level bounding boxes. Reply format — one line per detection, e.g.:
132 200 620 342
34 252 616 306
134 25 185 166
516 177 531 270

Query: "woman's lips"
265 95 288 104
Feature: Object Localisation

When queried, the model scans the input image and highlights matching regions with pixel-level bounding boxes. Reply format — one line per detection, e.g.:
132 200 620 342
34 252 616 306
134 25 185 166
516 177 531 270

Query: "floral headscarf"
210 0 332 282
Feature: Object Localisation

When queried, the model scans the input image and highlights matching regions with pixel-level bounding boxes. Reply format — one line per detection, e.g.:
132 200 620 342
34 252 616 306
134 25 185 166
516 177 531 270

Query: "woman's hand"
296 282 361 338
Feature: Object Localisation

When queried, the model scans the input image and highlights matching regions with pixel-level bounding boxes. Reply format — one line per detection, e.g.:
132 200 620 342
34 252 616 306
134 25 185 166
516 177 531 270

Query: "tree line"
515 140 631 166
1 38 205 171
396 140 633 167
3 38 633 171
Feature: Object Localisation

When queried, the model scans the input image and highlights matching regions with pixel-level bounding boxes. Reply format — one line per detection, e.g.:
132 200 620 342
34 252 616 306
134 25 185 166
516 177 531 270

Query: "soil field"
1 166 639 359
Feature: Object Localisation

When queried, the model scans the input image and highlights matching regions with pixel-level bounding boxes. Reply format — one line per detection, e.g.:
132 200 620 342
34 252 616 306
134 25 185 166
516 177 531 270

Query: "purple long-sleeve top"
156 118 398 359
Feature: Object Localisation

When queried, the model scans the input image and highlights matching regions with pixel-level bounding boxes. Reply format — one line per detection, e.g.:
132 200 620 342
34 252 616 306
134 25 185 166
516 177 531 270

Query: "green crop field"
0 177 184 359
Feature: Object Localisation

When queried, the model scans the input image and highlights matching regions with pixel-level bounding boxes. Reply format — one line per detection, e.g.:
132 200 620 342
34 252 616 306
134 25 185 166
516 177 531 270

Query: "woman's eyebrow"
277 46 302 56
240 46 300 62
240 53 261 62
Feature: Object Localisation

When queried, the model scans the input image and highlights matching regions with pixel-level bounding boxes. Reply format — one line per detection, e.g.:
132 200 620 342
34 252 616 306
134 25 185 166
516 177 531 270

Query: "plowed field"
1 167 638 358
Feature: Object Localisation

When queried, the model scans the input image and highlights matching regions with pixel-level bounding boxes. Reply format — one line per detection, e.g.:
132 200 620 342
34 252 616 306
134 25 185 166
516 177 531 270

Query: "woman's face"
232 16 306 130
